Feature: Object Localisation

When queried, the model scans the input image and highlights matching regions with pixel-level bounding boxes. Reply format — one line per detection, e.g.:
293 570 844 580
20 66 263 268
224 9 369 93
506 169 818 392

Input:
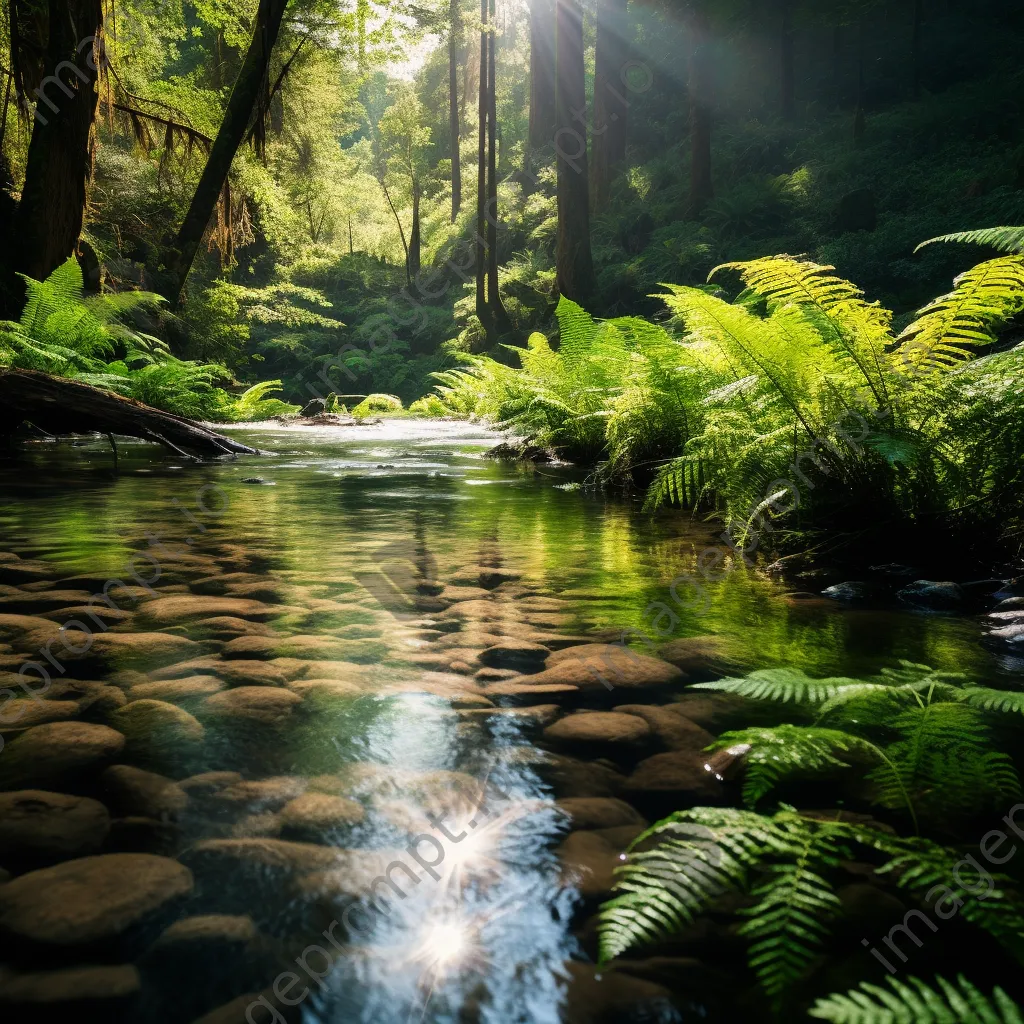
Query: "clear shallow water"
0 420 1012 1023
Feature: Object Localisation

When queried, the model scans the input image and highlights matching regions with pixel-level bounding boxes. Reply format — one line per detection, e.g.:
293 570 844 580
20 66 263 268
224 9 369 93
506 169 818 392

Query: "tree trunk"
526 0 556 165
475 0 491 337
780 0 795 120
409 182 421 281
449 0 462 221
0 369 259 458
486 0 512 333
687 4 713 213
168 0 289 306
12 0 103 286
592 0 629 209
554 0 594 302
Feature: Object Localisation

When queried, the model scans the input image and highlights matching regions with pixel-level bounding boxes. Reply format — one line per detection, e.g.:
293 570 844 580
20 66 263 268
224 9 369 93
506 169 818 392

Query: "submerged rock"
0 964 141 1023
558 830 622 899
0 722 125 789
110 700 204 765
0 790 111 868
556 797 646 831
896 580 966 610
201 687 303 725
0 853 193 952
544 712 653 750
101 765 189 820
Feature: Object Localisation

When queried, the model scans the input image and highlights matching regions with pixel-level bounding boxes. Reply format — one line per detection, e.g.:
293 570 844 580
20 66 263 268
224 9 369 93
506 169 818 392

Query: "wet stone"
0 852 193 953
0 790 111 868
101 765 189 820
0 722 125 790
0 964 141 1023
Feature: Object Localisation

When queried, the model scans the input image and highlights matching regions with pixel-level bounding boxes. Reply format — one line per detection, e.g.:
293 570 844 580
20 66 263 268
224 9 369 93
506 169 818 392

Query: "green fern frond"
961 686 1024 714
917 226 1024 255
711 255 867 314
693 667 859 705
896 256 1024 373
810 973 1023 1024
708 725 870 807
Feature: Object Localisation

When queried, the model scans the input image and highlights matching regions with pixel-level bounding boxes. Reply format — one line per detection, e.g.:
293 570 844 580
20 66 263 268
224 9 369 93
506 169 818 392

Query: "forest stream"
0 421 1015 1024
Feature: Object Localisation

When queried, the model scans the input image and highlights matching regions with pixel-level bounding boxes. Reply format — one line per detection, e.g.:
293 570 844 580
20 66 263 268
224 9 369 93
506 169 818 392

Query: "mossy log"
0 368 258 458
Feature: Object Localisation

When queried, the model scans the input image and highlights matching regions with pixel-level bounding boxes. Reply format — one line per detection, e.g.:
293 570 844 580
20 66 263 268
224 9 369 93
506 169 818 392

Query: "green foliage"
698 661 1022 825
810 974 1024 1024
599 807 1024 1013
918 227 1024 255
351 393 403 417
0 261 295 423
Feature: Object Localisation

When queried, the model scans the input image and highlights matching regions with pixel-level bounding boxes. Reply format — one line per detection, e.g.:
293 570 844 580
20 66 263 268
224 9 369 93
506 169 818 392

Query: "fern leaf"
708 725 870 807
916 227 1024 255
693 668 859 705
962 686 1024 715
896 256 1024 373
810 974 1024 1024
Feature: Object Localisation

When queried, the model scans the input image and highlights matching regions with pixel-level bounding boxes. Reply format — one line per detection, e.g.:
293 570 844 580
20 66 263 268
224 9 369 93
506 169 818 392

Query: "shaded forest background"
1 0 1022 406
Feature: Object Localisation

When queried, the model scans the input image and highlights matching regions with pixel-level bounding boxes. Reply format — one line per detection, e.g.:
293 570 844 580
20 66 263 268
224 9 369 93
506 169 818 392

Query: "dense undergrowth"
598 660 1024 1019
0 259 298 422
424 235 1024 562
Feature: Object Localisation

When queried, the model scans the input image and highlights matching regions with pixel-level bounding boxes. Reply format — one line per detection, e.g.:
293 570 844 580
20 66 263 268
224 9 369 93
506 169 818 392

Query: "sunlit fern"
809 974 1023 1024
896 255 1024 374
917 226 1024 255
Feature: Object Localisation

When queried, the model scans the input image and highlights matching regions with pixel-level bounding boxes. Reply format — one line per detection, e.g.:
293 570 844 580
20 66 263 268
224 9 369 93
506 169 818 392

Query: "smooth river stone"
211 777 308 812
656 635 744 680
0 853 193 948
101 765 189 820
279 793 365 832
0 722 125 789
558 830 622 898
19 626 206 669
622 750 728 813
0 612 59 643
201 687 302 725
0 698 79 733
139 596 296 626
110 700 204 762
448 565 521 589
189 573 272 596
0 790 111 866
0 590 96 614
528 645 684 691
0 964 141 1021
556 797 646 831
611 705 716 752
478 639 550 671
190 617 277 640
127 676 226 703
544 712 653 748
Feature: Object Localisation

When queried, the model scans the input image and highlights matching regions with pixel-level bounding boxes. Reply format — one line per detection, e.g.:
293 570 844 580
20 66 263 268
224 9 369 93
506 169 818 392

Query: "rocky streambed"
0 422 1016 1023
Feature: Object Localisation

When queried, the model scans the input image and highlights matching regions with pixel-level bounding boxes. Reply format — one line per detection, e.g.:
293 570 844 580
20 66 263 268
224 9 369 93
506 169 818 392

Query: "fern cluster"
427 237 1024 545
599 807 1024 1014
0 259 298 423
698 662 1023 825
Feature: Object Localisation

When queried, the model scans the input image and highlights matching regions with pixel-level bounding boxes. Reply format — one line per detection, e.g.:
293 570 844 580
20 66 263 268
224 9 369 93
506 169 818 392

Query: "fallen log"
0 369 258 458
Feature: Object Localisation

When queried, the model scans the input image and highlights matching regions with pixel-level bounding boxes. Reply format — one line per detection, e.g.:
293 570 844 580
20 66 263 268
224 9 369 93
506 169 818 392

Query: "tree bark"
475 0 490 337
0 369 259 458
592 0 629 209
687 4 713 213
554 0 594 302
486 0 512 333
780 0 795 120
409 182 421 281
167 0 289 306
12 0 103 285
526 0 556 165
449 0 461 221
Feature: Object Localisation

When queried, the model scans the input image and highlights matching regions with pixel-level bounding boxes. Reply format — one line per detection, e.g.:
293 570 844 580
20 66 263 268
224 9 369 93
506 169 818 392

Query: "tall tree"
448 0 462 220
11 0 103 285
526 0 556 170
686 2 713 213
475 0 510 339
554 0 593 301
592 0 629 209
486 0 510 332
167 0 289 305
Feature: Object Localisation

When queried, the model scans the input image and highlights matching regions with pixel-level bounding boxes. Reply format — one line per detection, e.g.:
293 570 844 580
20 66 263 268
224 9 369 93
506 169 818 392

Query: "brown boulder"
202 687 302 725
101 765 189 820
0 722 125 789
0 790 111 867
